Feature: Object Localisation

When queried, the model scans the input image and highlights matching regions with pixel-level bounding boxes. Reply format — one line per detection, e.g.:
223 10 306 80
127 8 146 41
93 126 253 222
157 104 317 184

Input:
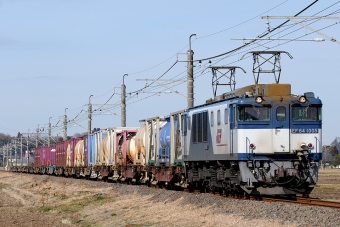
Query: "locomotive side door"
229 104 236 155
272 104 290 153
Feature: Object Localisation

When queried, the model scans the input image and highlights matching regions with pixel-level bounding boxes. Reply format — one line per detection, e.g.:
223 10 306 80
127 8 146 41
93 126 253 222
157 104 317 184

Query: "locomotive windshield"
292 106 322 121
237 106 270 121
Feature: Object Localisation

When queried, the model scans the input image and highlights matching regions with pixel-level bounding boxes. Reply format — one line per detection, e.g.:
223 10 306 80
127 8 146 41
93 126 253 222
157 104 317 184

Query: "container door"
272 104 290 153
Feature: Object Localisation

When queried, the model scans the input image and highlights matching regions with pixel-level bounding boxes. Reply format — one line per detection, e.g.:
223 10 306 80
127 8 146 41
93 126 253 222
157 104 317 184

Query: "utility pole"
2 146 5 167
27 129 29 166
20 134 23 167
88 95 93 134
121 74 128 127
14 139 17 167
187 34 196 108
64 108 68 141
5 144 8 167
10 142 12 167
48 117 52 146
2 146 4 167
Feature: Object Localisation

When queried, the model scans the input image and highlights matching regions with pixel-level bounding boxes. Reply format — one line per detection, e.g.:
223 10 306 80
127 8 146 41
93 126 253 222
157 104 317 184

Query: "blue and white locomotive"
147 51 322 196
182 83 321 195
183 51 322 195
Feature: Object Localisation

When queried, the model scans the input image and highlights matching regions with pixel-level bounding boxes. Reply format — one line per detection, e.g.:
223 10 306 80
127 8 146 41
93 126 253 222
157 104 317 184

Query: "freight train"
11 51 322 196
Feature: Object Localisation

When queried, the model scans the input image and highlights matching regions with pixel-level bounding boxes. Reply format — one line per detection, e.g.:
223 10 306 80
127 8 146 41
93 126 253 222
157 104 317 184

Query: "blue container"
158 117 178 164
88 134 95 166
159 118 171 149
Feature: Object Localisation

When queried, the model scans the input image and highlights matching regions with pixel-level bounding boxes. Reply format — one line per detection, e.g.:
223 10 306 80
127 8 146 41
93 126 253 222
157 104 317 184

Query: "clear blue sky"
0 0 339 145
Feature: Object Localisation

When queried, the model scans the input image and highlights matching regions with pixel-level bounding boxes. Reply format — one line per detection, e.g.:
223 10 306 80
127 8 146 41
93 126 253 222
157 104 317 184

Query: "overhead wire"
198 0 290 39
80 0 292 107
213 6 340 66
56 6 340 129
121 0 323 100
120 2 339 108
177 0 319 63
34 0 340 137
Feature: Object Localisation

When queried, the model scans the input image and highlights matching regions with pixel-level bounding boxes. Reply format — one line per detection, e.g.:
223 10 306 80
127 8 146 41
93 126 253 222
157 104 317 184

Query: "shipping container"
88 134 95 166
74 139 84 167
68 138 81 167
56 140 70 167
115 128 138 166
83 135 89 167
92 127 138 167
34 147 41 167
139 118 166 166
94 130 107 166
40 146 56 166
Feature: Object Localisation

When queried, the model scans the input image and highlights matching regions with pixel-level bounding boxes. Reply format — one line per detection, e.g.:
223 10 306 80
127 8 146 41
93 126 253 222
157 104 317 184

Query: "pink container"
34 147 41 167
40 146 56 166
56 140 70 167
83 135 89 166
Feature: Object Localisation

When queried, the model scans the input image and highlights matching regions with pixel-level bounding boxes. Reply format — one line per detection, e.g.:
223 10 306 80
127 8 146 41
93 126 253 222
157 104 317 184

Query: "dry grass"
0 182 10 189
0 168 339 226
0 171 293 227
311 169 340 200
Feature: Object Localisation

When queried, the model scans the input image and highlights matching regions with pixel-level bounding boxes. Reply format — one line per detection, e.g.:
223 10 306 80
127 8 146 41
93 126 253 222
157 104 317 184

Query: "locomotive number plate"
291 128 318 133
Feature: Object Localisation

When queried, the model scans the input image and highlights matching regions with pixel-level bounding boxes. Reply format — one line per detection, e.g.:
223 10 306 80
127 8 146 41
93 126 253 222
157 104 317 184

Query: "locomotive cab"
234 84 322 195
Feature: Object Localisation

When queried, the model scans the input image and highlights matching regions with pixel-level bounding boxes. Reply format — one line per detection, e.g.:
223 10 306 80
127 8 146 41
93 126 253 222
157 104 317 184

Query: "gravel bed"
31 175 340 226
111 183 340 227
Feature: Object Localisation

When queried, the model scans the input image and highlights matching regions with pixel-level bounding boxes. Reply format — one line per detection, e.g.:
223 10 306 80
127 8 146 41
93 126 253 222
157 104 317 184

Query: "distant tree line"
323 137 340 167
0 130 88 152
0 133 12 146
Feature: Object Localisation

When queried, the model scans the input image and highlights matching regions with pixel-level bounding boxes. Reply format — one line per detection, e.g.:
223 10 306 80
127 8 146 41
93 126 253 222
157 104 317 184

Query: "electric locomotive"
182 51 322 195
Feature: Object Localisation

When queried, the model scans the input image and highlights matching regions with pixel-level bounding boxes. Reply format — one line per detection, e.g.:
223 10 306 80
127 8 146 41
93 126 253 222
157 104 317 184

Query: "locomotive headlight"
255 96 263 104
308 143 313 149
300 142 306 148
298 96 306 103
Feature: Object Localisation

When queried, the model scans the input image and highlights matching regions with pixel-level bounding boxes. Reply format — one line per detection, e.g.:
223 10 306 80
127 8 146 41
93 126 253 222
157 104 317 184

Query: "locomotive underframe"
185 149 319 195
186 160 242 194
15 153 318 196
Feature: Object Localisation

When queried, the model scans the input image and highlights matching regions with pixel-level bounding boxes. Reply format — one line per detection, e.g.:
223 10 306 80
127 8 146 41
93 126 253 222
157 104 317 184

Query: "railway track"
187 189 340 210
262 197 340 209
3 168 340 210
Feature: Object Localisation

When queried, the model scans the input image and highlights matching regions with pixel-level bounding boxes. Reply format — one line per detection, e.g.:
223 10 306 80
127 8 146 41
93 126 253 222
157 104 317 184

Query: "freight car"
15 51 322 197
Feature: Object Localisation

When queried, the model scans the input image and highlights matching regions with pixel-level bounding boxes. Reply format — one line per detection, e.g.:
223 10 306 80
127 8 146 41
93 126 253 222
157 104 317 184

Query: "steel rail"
262 197 340 209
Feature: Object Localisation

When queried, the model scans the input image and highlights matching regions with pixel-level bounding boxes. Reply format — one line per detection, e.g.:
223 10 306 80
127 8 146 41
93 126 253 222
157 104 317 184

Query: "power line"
24 0 340 136
178 0 319 63
120 4 340 108
79 1 292 105
198 0 290 39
